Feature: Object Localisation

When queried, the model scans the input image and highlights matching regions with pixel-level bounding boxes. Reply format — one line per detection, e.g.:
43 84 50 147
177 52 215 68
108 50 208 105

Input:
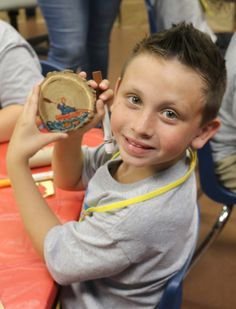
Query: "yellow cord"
80 149 197 222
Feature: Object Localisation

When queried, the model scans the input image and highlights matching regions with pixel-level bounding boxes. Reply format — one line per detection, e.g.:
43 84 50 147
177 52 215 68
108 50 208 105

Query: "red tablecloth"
0 129 103 309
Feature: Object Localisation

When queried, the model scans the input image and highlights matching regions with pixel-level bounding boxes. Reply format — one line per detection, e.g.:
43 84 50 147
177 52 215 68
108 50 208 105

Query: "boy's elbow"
51 272 74 286
54 178 83 191
47 263 81 286
53 169 84 190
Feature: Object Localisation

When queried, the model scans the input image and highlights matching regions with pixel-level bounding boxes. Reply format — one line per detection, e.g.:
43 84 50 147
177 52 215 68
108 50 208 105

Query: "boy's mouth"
125 136 154 150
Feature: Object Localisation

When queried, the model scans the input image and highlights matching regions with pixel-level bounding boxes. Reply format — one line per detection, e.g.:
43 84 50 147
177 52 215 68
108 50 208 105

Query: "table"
0 129 103 309
0 1 37 30
0 0 37 11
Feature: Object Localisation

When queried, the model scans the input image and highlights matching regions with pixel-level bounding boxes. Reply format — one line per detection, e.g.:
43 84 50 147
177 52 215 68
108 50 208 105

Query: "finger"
96 99 106 117
87 79 98 89
33 83 40 95
23 84 39 115
18 91 33 122
83 99 104 129
40 132 68 146
78 71 87 79
99 79 110 90
26 85 40 119
99 89 114 102
87 79 110 90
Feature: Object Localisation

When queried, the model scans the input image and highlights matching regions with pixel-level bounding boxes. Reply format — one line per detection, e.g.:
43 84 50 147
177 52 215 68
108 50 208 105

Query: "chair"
190 140 236 265
144 0 158 33
157 207 199 309
0 0 49 56
0 0 37 29
158 249 193 309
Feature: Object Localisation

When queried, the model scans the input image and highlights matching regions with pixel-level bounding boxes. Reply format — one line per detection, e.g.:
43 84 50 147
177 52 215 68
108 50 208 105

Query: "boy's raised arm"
52 131 85 190
52 74 113 191
6 86 68 259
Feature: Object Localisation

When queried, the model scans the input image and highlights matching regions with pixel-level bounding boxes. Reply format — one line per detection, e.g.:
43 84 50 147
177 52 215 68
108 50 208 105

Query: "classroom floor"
1 2 236 308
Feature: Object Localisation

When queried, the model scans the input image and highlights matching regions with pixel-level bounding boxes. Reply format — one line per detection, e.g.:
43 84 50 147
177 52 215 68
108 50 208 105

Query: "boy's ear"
190 118 221 149
114 77 122 95
111 77 122 112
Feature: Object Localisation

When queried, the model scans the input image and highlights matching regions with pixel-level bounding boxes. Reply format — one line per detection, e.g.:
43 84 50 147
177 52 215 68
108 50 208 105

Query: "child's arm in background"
0 104 23 143
52 75 113 191
29 147 53 168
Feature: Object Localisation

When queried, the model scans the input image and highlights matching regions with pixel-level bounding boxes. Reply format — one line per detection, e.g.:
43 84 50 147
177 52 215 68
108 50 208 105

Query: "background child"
37 0 121 78
0 20 43 143
211 32 236 192
148 0 216 42
7 22 226 308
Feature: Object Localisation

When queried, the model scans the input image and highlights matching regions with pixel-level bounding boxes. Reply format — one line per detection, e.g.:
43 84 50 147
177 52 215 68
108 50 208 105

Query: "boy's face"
111 54 219 172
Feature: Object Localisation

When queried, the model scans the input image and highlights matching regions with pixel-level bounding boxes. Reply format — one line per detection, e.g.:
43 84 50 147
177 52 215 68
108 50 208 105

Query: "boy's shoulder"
0 20 29 55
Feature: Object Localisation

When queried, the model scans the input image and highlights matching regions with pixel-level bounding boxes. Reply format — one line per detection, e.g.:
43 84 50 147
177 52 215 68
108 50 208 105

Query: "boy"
7 23 226 308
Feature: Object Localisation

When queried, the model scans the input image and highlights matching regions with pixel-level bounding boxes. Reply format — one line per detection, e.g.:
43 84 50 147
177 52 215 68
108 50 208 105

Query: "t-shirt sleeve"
81 144 114 187
0 22 43 108
44 219 131 285
0 47 43 108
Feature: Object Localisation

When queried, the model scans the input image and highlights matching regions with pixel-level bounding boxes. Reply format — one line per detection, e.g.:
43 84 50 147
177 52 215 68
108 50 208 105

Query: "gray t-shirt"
211 32 236 162
45 144 198 308
0 20 43 109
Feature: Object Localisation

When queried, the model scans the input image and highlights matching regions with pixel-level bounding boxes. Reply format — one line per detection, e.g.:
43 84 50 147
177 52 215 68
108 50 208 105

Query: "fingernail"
99 94 106 100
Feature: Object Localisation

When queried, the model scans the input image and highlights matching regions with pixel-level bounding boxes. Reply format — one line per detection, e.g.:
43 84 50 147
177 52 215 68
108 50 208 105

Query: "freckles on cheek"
162 137 185 155
110 105 127 131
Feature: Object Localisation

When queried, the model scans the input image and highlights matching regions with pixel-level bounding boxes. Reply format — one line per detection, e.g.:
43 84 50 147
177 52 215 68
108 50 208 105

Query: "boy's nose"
131 111 155 138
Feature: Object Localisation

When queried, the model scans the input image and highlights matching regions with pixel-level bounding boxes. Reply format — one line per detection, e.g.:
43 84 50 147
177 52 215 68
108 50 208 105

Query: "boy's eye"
162 109 177 119
127 95 141 105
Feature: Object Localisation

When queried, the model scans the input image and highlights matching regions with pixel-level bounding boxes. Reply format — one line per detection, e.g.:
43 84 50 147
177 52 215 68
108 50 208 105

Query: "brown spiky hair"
121 22 226 125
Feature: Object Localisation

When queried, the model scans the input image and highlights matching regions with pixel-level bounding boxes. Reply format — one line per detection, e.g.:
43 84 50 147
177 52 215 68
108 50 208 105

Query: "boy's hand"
78 71 114 107
64 71 114 136
7 85 68 166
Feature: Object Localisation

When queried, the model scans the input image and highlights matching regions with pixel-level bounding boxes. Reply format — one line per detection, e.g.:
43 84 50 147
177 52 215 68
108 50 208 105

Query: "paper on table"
0 301 5 309
0 171 54 189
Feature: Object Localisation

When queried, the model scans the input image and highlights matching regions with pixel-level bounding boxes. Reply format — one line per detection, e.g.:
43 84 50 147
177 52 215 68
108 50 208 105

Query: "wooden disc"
38 70 96 132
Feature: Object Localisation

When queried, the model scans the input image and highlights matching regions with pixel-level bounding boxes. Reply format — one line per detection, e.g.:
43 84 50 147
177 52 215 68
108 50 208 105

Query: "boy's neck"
113 163 154 184
112 153 185 184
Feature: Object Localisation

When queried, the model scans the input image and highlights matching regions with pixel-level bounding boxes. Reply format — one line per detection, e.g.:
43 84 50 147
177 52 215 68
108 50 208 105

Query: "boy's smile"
110 53 209 182
123 135 156 155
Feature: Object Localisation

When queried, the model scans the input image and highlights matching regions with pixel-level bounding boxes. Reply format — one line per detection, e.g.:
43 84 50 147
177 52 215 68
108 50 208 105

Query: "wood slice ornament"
38 70 96 132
